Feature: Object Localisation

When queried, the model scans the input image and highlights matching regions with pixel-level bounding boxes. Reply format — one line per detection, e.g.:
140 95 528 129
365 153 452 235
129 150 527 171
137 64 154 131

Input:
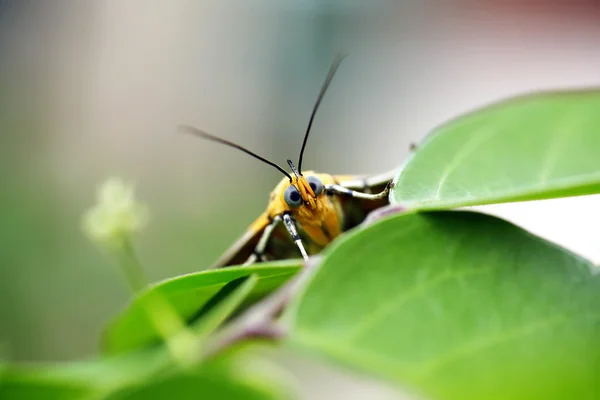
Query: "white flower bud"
83 178 149 248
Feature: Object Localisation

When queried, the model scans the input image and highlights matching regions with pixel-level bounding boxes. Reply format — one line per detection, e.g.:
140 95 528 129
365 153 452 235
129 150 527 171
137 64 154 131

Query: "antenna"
179 124 293 182
297 53 347 173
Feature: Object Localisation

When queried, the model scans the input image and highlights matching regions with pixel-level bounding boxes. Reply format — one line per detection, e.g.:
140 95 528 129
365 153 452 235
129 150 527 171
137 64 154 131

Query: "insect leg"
324 181 394 200
243 215 282 265
282 213 309 261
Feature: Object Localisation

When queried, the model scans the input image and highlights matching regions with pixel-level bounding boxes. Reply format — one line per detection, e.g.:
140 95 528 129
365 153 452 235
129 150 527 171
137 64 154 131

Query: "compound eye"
284 185 303 207
306 175 323 196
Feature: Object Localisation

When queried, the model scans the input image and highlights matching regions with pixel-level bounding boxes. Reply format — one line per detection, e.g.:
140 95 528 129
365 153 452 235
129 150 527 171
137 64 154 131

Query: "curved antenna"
297 53 347 173
179 124 293 182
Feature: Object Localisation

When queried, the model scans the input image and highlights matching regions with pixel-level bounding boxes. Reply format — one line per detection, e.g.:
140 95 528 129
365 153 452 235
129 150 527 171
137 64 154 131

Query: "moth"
180 55 395 268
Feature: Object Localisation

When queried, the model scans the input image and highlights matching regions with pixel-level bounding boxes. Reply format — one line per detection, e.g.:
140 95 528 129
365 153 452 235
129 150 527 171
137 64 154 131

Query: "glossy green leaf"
287 211 600 400
104 261 300 354
393 89 600 209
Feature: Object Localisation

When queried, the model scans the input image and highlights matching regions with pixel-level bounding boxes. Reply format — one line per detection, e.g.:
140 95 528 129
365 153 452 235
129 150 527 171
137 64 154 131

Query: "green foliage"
104 262 300 354
103 371 278 400
1 347 289 400
5 88 600 399
393 89 600 209
286 211 600 400
0 351 168 400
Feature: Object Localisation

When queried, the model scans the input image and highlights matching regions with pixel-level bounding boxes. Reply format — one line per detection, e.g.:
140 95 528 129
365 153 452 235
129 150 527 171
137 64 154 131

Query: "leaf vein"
343 267 490 343
434 127 497 200
538 108 579 184
414 310 600 380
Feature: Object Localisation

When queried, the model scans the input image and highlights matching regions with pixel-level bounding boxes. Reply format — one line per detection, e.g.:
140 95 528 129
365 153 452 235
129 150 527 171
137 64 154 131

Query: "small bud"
83 178 149 249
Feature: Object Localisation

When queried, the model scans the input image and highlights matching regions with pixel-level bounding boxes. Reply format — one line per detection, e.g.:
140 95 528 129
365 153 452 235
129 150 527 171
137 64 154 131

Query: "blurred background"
1 1 600 399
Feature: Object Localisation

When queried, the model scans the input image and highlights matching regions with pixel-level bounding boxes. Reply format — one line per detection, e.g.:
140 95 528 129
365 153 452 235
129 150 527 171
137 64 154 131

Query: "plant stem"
202 256 323 358
113 238 198 367
114 238 148 293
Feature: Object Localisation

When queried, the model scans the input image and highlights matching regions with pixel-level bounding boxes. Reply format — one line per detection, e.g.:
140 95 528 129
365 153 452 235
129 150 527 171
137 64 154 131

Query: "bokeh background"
1 1 600 399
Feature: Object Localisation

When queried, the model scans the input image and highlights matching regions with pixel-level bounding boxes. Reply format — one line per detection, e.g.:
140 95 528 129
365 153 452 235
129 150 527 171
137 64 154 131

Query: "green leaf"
393 89 600 209
0 372 93 400
103 344 296 400
104 261 300 354
192 274 259 343
0 347 288 400
0 350 166 400
287 211 600 400
104 370 280 400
